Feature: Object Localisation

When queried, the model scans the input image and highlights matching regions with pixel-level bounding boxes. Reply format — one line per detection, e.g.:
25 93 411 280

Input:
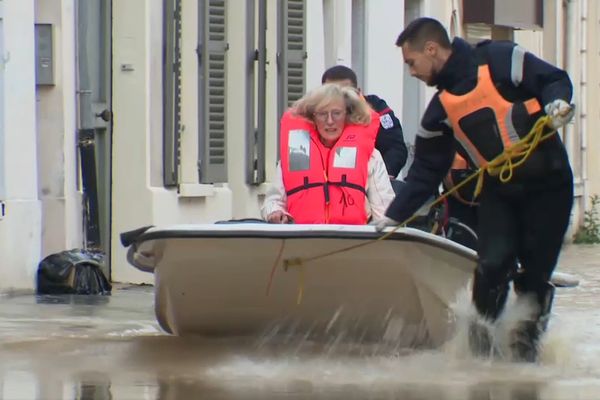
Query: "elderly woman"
261 83 395 224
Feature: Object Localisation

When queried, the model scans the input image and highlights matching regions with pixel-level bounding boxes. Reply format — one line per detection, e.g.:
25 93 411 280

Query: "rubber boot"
468 269 511 358
509 281 555 362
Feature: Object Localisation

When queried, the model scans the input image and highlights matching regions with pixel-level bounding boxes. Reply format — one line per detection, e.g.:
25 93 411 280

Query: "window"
162 0 182 187
277 0 307 122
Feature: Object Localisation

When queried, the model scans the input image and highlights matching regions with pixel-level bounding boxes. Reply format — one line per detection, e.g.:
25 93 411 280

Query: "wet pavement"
0 244 599 399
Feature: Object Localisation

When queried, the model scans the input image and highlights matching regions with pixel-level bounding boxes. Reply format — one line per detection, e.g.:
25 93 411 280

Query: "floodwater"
0 244 599 400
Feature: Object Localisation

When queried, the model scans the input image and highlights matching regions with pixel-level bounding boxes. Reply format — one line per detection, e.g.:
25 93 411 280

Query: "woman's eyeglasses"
314 109 346 122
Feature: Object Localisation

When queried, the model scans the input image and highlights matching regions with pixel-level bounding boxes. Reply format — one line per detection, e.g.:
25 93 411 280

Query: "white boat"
121 223 477 348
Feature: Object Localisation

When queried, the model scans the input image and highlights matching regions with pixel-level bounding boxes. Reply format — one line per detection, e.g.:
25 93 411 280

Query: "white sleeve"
365 149 396 221
260 162 289 220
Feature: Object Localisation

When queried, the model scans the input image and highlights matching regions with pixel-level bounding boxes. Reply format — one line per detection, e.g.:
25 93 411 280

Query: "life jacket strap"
285 175 367 197
286 176 324 197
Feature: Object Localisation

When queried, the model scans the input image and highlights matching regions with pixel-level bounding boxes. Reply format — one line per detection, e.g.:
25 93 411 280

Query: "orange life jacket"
279 110 378 224
438 64 543 168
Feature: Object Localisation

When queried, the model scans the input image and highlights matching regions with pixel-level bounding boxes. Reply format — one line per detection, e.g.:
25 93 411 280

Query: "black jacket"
386 37 573 223
365 94 408 177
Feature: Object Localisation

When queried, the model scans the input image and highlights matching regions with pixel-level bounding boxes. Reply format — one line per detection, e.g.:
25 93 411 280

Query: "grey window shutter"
351 0 366 87
198 0 228 183
163 0 183 187
245 0 267 185
277 0 307 123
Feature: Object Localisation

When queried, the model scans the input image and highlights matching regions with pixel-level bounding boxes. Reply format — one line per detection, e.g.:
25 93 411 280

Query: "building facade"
0 0 598 290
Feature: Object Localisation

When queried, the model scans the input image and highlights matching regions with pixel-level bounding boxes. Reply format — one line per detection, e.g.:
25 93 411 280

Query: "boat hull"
124 224 477 347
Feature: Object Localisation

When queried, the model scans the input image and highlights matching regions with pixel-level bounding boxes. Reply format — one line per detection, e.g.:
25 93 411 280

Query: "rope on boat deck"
266 240 286 296
267 115 559 304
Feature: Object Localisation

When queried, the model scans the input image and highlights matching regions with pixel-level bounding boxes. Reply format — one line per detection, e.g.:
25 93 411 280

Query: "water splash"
444 284 581 368
255 306 430 358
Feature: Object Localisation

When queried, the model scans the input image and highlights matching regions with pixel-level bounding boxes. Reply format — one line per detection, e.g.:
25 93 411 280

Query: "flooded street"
1 244 599 399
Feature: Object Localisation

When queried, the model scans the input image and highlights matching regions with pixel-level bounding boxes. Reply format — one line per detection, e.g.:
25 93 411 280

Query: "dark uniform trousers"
472 167 573 321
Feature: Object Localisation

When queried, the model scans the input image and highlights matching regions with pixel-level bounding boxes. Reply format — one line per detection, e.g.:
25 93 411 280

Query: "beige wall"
111 0 155 283
111 0 234 284
225 0 266 220
542 0 599 236
0 0 41 291
34 0 82 258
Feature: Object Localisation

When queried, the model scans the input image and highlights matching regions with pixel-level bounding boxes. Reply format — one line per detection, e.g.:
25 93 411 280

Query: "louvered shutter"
245 0 267 185
277 0 306 121
198 0 228 183
163 0 182 186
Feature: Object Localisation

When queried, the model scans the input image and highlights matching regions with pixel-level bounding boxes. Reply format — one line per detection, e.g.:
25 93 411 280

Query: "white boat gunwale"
122 224 478 274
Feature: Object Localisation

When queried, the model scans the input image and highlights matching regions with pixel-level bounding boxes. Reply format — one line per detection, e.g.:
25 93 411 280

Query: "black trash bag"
36 249 112 295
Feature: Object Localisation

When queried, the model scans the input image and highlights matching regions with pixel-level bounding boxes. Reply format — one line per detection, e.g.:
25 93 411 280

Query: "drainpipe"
564 0 579 233
564 1 577 169
450 0 463 38
580 0 588 209
555 0 563 68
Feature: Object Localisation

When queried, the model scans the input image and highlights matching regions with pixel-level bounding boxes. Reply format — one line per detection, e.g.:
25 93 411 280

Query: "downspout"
0 12 4 218
580 0 588 209
555 0 563 68
564 0 579 234
450 0 463 38
564 0 577 174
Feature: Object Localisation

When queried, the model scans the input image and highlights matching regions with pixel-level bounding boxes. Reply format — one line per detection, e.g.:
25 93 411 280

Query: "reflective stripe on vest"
279 110 378 224
438 65 542 168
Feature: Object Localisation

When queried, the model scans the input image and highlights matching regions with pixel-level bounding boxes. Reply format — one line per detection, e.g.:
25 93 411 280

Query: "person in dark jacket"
376 18 575 362
321 65 408 180
441 153 480 249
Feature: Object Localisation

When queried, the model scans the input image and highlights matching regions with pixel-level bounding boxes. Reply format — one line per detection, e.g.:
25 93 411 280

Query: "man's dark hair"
321 65 358 87
395 17 451 50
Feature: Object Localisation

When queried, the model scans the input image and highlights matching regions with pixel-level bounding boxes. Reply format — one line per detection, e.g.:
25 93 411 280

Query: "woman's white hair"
291 83 372 125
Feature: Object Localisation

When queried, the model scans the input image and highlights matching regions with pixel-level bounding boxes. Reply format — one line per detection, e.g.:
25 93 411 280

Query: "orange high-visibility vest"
439 64 542 168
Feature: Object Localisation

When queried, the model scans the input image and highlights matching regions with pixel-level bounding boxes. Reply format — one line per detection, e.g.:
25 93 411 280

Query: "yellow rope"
265 239 286 296
297 267 305 305
278 115 558 304
472 115 556 197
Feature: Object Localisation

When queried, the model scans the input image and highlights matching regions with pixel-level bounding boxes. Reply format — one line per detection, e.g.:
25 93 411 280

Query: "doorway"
76 0 112 278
